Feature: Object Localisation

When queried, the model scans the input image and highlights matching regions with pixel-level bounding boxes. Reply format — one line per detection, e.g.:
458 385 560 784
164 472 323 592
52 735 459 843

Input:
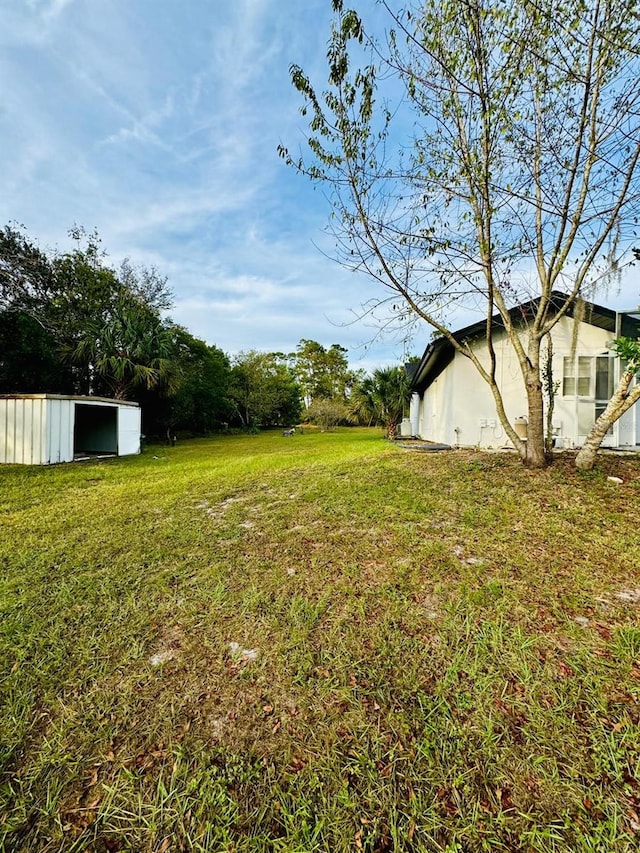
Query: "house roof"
409 291 640 395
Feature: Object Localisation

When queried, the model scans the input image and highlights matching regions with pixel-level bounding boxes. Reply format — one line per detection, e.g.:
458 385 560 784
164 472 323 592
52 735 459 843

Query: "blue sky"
0 0 410 370
1 0 638 371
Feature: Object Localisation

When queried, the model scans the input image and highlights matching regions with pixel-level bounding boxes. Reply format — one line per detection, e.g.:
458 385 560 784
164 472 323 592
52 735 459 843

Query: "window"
563 357 575 396
595 356 614 400
563 355 613 398
577 357 592 396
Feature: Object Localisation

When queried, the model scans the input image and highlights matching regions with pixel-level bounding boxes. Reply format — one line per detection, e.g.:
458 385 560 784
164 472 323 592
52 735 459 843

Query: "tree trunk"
524 365 548 469
575 370 640 470
543 335 556 456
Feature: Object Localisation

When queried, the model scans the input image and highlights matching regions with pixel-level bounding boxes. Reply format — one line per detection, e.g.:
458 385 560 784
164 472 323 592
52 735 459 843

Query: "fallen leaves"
593 621 613 640
557 660 575 678
496 787 515 811
627 808 640 833
133 747 167 772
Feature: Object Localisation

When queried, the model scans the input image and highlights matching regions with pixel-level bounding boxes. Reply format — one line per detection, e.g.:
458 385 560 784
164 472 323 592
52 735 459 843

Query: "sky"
0 0 411 371
1 0 638 372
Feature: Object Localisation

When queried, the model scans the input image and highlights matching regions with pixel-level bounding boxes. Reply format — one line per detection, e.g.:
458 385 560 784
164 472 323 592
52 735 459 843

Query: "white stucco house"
408 294 640 450
0 394 141 465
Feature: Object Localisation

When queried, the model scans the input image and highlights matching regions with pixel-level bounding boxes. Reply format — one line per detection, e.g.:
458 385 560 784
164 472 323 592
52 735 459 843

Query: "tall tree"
293 339 353 406
51 231 126 393
230 351 302 429
0 311 74 393
0 224 55 318
168 330 232 435
281 0 640 468
0 224 103 392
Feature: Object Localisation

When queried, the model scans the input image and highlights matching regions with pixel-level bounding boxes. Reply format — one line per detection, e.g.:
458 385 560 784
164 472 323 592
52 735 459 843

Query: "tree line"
0 224 410 437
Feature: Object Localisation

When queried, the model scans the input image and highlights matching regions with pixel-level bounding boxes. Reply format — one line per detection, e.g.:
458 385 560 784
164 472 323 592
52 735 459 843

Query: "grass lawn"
1 427 639 852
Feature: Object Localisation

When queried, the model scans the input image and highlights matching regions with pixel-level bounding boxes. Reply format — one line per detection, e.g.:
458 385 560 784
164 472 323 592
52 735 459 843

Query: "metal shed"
0 394 141 465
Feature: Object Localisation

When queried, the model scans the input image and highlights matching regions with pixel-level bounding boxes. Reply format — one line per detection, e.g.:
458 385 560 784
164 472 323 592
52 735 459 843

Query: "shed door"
74 404 117 455
118 407 140 456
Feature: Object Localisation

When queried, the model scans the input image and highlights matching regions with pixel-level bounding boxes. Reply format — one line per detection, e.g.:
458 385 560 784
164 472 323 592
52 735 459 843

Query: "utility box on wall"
0 395 141 465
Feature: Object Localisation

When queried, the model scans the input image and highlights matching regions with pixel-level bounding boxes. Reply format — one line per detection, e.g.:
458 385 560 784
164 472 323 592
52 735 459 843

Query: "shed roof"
0 394 139 407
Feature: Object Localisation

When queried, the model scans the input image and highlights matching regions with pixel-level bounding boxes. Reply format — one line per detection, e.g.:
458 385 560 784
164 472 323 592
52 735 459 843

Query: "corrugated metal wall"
0 397 47 464
48 399 74 463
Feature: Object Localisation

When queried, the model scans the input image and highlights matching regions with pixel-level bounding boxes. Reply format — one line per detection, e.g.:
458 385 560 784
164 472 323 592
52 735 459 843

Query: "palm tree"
349 366 411 439
347 374 378 426
68 295 178 400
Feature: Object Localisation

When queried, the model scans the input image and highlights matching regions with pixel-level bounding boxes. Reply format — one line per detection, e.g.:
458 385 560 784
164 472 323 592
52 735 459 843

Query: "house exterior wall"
0 395 141 464
415 316 636 449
